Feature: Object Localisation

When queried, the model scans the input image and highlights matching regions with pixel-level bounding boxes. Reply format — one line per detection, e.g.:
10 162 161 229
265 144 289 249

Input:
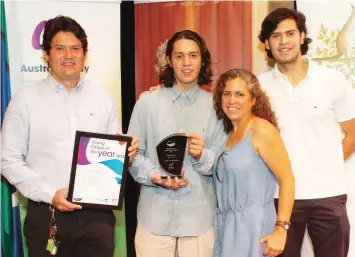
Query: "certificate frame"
68 131 132 210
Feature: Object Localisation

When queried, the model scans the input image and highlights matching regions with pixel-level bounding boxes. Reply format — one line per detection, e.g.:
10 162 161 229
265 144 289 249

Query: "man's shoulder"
257 69 274 91
83 80 109 93
12 79 48 98
257 69 274 82
82 80 116 101
197 87 213 99
136 87 171 104
310 61 346 79
307 62 350 94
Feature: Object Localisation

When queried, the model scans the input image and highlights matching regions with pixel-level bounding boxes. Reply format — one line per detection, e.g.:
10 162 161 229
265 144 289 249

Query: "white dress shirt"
1 75 121 204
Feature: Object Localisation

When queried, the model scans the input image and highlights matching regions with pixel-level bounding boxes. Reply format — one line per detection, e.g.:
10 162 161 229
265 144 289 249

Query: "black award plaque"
156 133 188 179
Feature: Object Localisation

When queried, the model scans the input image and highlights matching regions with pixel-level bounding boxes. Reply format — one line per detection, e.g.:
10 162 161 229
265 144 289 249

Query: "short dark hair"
159 30 212 88
42 15 88 55
258 8 312 59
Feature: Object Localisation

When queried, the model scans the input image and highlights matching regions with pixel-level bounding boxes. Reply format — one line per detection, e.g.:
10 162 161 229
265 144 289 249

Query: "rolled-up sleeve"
128 97 158 187
191 111 227 175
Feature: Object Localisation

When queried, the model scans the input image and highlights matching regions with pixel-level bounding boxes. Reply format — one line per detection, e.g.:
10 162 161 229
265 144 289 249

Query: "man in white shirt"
258 8 355 257
1 15 137 257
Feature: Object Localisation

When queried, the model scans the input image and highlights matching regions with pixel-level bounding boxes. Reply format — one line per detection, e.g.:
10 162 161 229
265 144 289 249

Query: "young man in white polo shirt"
258 8 355 257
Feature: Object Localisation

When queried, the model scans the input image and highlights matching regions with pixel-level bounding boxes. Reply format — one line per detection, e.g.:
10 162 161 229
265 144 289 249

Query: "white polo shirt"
258 60 355 199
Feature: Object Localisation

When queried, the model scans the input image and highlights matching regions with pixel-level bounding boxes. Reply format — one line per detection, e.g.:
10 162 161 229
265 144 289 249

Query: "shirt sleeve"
1 90 57 204
190 110 227 175
107 100 122 134
334 73 355 122
127 96 158 187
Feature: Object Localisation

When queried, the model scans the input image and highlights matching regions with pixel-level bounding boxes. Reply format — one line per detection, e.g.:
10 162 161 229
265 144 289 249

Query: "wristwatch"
275 220 291 230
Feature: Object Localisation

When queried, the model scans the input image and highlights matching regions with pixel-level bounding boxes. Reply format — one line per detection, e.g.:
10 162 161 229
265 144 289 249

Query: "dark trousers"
24 200 115 257
275 194 350 257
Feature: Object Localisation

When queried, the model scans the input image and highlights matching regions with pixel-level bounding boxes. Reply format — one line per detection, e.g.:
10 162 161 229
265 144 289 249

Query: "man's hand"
52 188 82 212
151 171 189 190
138 85 162 99
128 135 139 162
187 133 204 161
115 133 139 162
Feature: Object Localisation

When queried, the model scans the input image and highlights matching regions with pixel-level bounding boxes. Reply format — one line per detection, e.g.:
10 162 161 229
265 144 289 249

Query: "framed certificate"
68 131 132 210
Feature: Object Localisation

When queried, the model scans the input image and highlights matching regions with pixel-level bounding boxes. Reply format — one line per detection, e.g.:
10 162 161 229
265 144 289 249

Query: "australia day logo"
32 20 46 50
21 20 89 74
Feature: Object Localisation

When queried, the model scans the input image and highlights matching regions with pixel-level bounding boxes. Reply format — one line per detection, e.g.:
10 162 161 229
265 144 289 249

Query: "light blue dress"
213 131 277 257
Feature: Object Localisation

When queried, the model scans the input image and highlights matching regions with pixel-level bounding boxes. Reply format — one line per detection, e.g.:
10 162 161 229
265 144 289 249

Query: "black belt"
28 199 113 214
28 199 50 206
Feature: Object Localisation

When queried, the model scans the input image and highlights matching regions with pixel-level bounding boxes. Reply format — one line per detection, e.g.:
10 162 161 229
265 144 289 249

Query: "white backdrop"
297 1 355 257
5 0 122 111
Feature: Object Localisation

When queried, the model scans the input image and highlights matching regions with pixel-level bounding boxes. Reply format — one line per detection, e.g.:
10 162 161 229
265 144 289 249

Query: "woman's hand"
259 227 287 257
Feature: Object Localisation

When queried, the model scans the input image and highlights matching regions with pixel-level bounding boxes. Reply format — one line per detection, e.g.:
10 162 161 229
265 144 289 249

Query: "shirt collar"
305 58 317 79
48 74 83 93
272 55 316 79
171 84 199 103
272 63 283 78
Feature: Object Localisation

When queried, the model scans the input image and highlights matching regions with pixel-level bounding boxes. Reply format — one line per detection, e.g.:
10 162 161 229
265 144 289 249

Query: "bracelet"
276 220 290 224
275 220 291 230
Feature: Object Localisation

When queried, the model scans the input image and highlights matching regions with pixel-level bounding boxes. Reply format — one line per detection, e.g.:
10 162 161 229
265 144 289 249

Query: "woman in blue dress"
212 69 295 257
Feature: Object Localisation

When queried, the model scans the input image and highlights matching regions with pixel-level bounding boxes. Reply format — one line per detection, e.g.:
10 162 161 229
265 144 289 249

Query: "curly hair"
155 39 168 75
213 69 278 133
159 30 212 87
258 8 312 59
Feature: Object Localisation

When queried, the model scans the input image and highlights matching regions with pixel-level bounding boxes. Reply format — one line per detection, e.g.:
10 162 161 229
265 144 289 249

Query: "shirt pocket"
75 106 108 134
298 95 333 121
29 106 70 142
